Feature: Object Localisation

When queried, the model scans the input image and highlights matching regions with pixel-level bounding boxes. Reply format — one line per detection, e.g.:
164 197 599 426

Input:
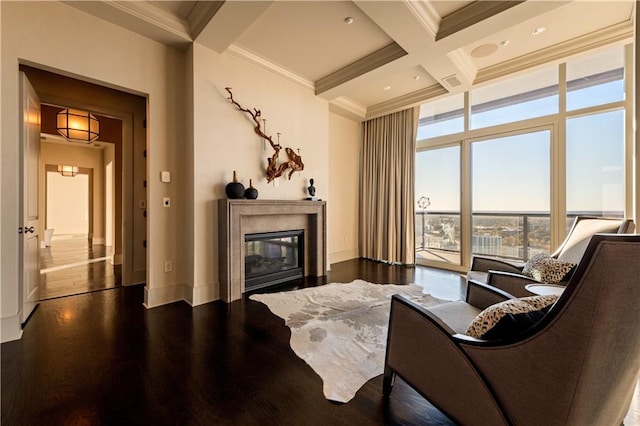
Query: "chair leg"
383 366 395 397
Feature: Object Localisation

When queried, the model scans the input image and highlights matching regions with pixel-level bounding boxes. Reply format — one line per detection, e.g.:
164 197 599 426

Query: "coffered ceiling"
65 1 635 120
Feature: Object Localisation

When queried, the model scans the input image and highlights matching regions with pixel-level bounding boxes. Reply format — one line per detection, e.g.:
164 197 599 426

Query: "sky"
415 80 624 214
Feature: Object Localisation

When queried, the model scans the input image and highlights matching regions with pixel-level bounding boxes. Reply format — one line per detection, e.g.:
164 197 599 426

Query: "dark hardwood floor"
39 238 121 300
3 259 639 425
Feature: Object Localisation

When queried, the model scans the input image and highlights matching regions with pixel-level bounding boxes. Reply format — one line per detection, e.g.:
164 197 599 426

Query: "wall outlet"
164 260 173 272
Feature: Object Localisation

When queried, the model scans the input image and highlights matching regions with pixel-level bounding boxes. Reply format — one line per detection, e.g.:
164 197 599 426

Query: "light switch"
160 171 171 183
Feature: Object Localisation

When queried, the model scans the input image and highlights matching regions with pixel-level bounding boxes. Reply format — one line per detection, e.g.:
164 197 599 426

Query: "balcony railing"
416 210 622 264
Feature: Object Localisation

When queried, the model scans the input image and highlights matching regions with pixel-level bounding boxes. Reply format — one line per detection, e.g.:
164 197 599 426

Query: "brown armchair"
467 216 634 297
384 234 640 425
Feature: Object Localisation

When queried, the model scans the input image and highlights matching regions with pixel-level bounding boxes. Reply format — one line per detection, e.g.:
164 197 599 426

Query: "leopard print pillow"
522 254 575 283
466 295 558 339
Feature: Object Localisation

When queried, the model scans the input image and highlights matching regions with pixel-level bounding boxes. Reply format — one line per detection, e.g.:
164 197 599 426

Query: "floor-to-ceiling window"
471 129 551 260
415 145 461 265
415 43 631 272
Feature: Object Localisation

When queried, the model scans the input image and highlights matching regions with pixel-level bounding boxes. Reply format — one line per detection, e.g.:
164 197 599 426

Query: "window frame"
414 43 633 272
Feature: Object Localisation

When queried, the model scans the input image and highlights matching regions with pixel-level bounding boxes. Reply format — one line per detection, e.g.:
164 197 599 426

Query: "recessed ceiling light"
413 75 421 80
344 17 354 24
499 40 510 47
532 27 546 36
383 85 391 91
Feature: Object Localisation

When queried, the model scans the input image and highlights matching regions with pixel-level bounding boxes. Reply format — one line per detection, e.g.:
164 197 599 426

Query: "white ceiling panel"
464 1 635 70
69 0 635 120
235 1 394 81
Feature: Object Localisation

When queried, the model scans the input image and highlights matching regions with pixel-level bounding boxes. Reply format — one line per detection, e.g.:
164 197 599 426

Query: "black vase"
244 179 258 200
225 171 245 199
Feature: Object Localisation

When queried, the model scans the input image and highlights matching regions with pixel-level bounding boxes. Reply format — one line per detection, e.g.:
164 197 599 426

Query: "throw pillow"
522 253 576 283
466 295 558 340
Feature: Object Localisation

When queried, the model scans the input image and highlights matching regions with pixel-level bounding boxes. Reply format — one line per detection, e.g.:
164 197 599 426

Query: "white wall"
1 1 186 340
328 112 360 264
188 43 329 304
46 172 89 235
1 2 361 339
105 143 114 251
40 141 105 241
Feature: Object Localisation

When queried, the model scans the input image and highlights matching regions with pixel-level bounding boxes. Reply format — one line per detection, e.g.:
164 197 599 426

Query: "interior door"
20 71 41 323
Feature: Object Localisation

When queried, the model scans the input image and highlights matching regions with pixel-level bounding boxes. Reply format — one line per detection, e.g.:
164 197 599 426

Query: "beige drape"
359 108 418 265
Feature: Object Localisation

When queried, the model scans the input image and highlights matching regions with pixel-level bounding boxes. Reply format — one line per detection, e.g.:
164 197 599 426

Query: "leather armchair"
468 216 634 297
384 234 640 425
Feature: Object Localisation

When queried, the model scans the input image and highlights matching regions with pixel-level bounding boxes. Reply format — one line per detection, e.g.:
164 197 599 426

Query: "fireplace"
245 230 304 291
218 199 327 302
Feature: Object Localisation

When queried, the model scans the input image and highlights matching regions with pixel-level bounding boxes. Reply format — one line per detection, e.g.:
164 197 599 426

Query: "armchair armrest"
466 280 515 310
384 295 509 425
487 271 539 298
470 256 525 274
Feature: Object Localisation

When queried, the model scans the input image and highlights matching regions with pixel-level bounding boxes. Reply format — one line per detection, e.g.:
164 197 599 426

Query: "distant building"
472 235 502 256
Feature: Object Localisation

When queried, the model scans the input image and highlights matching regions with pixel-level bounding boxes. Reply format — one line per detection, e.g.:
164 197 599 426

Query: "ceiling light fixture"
413 75 421 80
344 17 354 24
532 27 546 36
57 165 79 177
383 85 391 91
56 108 100 143
499 40 510 47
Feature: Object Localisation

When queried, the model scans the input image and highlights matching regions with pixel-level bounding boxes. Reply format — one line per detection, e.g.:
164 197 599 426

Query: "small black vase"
244 179 258 200
225 171 245 199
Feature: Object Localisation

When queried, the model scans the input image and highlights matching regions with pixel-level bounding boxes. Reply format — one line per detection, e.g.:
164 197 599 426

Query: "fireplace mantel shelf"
218 199 327 302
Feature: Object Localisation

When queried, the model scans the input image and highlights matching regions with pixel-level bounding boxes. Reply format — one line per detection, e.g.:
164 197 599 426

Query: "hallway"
39 237 121 300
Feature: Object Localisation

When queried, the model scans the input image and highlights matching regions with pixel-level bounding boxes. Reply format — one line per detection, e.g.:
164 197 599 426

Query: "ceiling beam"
434 0 571 52
436 1 525 41
355 0 475 93
195 1 274 53
315 43 407 95
63 1 193 48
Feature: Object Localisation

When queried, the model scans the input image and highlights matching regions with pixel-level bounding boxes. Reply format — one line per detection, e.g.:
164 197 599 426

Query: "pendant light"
56 108 99 143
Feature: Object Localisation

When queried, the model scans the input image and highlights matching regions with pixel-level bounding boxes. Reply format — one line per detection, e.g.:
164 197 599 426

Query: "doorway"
40 162 120 299
21 64 148 304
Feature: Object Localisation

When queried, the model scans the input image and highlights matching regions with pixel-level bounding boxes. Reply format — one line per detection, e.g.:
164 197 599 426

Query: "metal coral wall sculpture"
225 87 304 183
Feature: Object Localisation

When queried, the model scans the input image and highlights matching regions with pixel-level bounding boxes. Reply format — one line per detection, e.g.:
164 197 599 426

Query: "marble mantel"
218 199 327 302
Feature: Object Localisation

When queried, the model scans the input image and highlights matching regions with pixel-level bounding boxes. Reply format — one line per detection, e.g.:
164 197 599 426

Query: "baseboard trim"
329 249 359 265
1 313 23 343
143 284 186 309
186 282 220 307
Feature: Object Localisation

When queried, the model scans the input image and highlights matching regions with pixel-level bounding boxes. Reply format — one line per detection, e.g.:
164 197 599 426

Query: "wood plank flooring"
3 259 639 425
39 238 121 300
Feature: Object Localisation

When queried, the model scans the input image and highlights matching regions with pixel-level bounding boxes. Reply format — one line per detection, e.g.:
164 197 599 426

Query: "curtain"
359 107 419 265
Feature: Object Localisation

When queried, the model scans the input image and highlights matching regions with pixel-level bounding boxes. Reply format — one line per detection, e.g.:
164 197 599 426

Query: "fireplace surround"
218 199 327 302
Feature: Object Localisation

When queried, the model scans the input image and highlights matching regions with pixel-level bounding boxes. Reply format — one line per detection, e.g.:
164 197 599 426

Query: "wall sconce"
56 108 99 142
57 165 79 177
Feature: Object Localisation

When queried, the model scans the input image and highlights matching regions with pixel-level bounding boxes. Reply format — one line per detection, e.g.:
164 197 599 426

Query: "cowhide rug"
249 279 449 403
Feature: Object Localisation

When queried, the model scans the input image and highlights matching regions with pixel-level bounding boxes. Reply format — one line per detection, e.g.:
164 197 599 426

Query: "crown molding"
329 97 367 121
437 1 525 41
476 20 634 85
225 44 315 92
404 0 440 38
110 1 191 38
366 84 448 119
315 43 407 95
